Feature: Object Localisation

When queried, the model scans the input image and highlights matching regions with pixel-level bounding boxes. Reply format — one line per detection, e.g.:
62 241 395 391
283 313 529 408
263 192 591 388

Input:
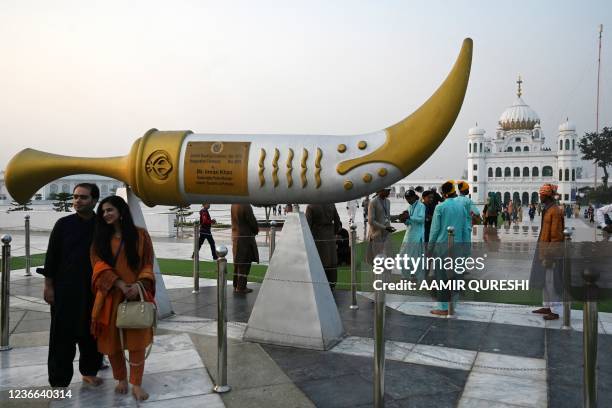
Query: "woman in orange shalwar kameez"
90 196 155 401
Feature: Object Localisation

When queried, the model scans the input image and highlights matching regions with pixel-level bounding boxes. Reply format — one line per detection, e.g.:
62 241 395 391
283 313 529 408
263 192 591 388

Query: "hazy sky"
2 0 611 178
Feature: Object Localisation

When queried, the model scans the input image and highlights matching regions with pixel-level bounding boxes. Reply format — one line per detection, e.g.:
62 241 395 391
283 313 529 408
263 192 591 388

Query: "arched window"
523 146 529 152
523 167 529 177
507 146 513 152
513 167 520 177
61 183 69 193
503 192 511 204
473 143 478 152
496 167 502 177
559 169 563 181
488 168 493 178
504 167 511 177
542 166 553 177
479 143 483 153
572 169 575 181
532 167 539 177
559 140 563 150
565 169 570 181
516 146 522 152
468 143 471 153
565 139 570 150
572 139 575 150
522 192 529 205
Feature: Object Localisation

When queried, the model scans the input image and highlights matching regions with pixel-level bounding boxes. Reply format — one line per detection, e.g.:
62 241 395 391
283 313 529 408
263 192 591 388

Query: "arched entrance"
503 192 511 205
531 192 539 204
522 192 529 206
513 192 520 204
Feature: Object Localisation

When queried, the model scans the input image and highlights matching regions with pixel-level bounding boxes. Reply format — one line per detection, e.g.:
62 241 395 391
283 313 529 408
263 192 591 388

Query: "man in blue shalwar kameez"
455 181 480 243
428 181 469 316
398 190 425 279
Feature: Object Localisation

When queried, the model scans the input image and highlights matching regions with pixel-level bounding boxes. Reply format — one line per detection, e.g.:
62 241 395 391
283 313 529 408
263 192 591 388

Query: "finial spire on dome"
516 75 523 97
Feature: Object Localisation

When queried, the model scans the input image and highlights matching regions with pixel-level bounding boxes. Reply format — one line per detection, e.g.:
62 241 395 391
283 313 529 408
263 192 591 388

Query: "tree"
579 127 612 188
50 192 73 212
8 200 32 212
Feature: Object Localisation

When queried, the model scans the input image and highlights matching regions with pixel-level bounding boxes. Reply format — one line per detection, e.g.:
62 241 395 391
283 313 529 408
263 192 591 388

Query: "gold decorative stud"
337 144 347 153
358 141 367 150
343 180 353 190
363 173 372 183
378 168 388 177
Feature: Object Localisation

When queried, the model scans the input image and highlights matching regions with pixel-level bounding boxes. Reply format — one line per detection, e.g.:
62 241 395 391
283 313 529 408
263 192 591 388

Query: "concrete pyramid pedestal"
244 211 344 350
117 187 174 319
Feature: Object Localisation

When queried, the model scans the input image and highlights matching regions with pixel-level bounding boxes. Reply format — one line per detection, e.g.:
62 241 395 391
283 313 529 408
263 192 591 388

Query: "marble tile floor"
359 291 612 334
0 333 225 408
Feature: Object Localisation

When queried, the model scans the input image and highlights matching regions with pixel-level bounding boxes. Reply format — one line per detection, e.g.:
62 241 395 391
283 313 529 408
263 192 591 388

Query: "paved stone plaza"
1 213 611 407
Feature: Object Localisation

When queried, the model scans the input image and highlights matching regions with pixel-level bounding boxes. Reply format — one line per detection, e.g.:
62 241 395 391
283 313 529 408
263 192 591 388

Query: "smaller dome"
559 119 576 132
468 124 486 136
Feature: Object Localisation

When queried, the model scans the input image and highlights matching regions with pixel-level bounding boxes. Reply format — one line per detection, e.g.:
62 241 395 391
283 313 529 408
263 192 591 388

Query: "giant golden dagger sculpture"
6 39 472 206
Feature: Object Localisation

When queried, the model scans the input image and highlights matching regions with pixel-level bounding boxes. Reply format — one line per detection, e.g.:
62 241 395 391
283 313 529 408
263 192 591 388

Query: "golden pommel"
4 129 192 205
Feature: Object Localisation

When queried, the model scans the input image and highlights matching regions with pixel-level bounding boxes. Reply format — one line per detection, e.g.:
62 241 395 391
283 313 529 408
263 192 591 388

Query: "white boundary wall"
0 210 175 237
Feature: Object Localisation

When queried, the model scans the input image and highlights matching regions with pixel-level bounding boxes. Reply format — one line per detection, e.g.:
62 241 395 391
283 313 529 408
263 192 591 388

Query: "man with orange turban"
531 183 565 320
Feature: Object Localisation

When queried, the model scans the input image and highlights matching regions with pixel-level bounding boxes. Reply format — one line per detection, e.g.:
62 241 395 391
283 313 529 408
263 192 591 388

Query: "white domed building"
467 77 580 205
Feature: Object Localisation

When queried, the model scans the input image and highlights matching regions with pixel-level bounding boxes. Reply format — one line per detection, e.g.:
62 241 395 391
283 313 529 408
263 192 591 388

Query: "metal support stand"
213 246 231 393
582 268 599 408
373 253 386 408
349 225 359 310
270 220 277 258
1 235 12 351
447 226 455 317
24 215 31 276
561 228 572 330
192 220 200 294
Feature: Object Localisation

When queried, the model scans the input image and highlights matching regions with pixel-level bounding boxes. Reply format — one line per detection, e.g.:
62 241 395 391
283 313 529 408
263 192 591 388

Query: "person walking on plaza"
346 199 359 225
595 203 612 232
306 203 342 289
456 181 480 242
428 181 469 316
193 203 217 260
398 190 425 279
587 205 595 223
362 195 370 225
485 192 500 227
366 188 395 264
231 204 259 293
531 184 565 321
529 203 536 221
41 183 104 388
91 195 156 401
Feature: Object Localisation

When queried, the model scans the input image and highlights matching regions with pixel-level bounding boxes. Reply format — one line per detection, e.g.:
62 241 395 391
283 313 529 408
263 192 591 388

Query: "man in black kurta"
40 184 103 387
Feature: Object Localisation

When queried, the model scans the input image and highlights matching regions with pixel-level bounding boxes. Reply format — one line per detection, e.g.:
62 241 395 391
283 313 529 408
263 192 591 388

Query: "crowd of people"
37 180 611 398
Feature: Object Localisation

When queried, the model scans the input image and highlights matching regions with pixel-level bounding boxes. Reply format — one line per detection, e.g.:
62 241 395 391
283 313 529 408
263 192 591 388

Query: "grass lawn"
5 232 611 313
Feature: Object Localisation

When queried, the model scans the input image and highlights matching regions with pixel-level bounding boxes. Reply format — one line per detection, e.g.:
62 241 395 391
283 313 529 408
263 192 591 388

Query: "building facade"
467 78 580 205
0 172 121 202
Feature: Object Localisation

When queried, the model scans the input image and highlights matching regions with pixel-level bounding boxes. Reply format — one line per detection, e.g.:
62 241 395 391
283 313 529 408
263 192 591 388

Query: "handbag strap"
118 281 154 366
119 327 154 366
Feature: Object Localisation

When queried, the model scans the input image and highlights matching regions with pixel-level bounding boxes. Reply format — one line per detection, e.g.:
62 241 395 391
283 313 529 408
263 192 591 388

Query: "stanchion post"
349 225 359 310
270 220 277 258
373 253 386 408
214 245 231 393
447 226 455 317
1 235 13 351
24 215 31 276
582 267 599 408
561 228 572 330
192 220 200 294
